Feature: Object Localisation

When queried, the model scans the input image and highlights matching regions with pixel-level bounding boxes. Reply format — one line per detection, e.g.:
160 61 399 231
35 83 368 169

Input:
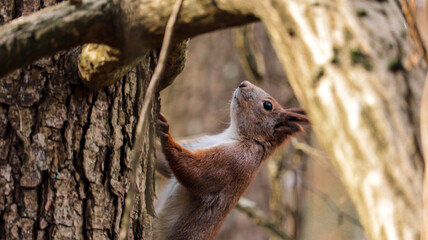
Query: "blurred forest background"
158 24 364 240
158 3 428 238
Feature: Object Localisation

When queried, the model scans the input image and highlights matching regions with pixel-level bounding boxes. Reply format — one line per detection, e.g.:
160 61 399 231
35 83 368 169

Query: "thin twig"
118 0 184 239
291 138 327 159
236 198 294 240
291 138 341 179
297 175 362 228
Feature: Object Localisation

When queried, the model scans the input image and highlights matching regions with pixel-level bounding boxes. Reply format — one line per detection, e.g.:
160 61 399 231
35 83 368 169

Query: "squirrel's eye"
263 101 273 111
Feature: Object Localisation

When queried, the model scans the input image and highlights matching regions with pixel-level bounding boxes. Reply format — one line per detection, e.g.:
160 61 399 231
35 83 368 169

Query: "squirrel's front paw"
157 113 170 142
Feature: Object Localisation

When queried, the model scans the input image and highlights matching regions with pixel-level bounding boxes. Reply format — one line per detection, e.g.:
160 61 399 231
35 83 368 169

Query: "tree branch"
78 39 189 90
298 175 362 228
236 198 294 240
0 0 257 80
0 0 116 78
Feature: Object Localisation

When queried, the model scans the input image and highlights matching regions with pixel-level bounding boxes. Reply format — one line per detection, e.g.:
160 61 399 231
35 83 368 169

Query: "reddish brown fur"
156 81 309 240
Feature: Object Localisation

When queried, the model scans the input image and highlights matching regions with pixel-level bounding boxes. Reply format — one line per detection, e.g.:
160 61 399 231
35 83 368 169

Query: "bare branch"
77 43 150 90
0 0 257 79
291 138 327 160
236 198 294 240
297 175 362 228
0 0 116 78
79 39 189 90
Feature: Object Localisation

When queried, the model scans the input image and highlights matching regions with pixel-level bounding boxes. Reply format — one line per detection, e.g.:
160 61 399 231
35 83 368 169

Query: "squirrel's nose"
239 81 250 88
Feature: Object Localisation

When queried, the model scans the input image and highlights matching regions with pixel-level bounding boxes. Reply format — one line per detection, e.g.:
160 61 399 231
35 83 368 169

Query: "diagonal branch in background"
291 138 342 180
236 198 294 240
291 138 328 160
0 0 257 84
297 175 362 229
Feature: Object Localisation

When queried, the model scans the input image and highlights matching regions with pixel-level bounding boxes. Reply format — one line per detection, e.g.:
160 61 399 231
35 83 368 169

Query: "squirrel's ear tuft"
285 108 309 125
274 108 309 135
285 108 307 118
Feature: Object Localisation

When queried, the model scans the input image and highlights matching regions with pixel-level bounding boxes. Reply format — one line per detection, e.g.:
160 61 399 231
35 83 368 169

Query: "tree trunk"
0 1 158 239
254 1 426 239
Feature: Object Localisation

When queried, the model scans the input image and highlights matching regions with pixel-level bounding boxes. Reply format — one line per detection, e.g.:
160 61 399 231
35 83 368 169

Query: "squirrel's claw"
157 113 170 141
158 112 168 123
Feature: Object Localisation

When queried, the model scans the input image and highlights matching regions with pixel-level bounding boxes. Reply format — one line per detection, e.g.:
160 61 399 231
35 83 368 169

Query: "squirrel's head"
230 81 309 146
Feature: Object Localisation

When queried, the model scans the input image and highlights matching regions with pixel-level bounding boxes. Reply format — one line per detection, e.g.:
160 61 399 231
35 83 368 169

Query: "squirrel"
155 81 309 240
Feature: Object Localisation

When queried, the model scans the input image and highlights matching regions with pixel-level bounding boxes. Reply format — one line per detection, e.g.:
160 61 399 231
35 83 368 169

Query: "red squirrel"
155 81 309 240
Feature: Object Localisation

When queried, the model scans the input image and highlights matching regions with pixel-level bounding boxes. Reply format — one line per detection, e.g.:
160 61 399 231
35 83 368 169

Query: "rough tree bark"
0 1 160 239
